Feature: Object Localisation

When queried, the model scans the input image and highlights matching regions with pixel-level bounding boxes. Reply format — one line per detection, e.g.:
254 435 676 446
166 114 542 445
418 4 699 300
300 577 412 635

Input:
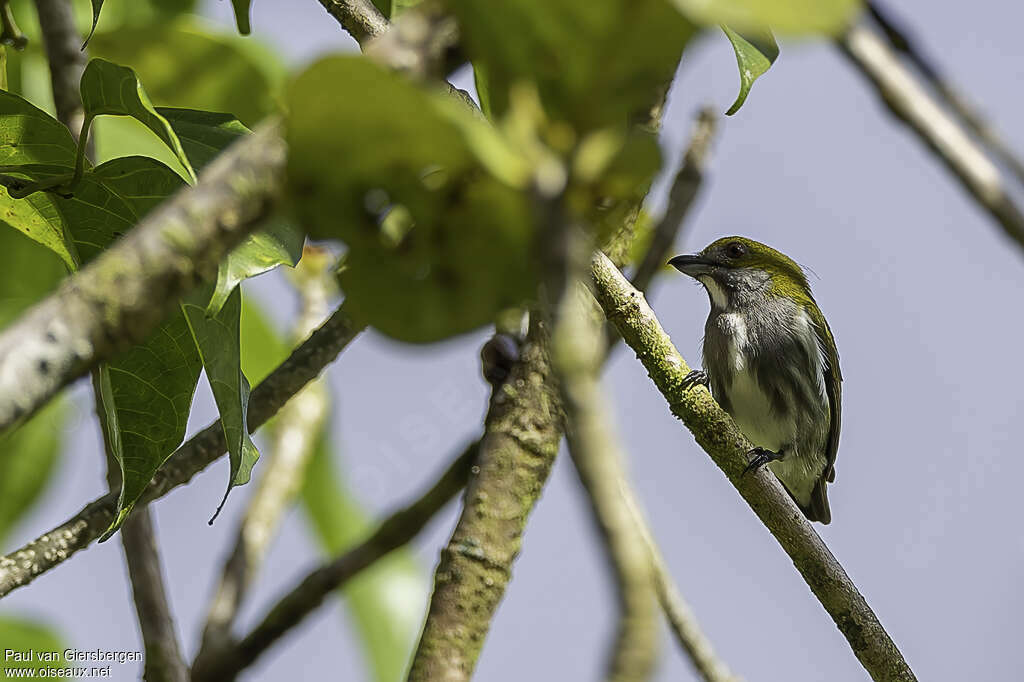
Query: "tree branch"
406 316 562 682
315 0 388 44
191 441 480 682
32 0 86 138
553 278 659 681
0 304 365 599
618 484 739 682
838 24 1024 252
194 247 335 667
865 1 1024 187
0 120 287 436
589 251 917 682
630 107 717 294
120 508 189 682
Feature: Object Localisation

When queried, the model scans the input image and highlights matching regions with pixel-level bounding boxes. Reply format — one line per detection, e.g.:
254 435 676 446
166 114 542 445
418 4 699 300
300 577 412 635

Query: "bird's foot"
682 369 710 390
742 447 783 476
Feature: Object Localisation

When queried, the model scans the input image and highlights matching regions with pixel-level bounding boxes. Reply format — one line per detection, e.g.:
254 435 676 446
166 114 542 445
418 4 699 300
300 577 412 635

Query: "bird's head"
668 236 812 310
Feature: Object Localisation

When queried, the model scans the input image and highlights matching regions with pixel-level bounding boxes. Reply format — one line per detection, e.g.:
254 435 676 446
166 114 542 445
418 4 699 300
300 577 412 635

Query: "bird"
668 236 842 524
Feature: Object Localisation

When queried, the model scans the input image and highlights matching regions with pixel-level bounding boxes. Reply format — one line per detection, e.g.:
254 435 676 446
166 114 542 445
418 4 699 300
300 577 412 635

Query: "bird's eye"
725 242 746 259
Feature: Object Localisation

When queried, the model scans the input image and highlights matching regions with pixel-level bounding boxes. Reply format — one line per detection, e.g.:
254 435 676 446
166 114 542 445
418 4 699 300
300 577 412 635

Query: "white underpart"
699 275 729 310
718 308 827 506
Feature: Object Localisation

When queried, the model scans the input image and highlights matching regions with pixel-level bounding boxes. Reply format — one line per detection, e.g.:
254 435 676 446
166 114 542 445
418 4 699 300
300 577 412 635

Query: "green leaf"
446 0 693 129
79 58 196 181
70 156 263 533
51 156 203 540
0 616 69 675
231 0 252 34
156 108 304 317
207 217 303 316
0 185 75 269
722 26 779 115
302 434 426 682
183 285 260 519
99 308 202 538
670 0 861 35
158 107 250 168
89 19 284 127
85 0 104 46
288 57 536 343
0 90 76 166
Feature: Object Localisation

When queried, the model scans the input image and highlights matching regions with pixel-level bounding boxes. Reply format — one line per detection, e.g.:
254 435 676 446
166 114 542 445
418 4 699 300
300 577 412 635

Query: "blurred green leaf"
239 295 289 385
288 57 536 343
302 434 426 682
89 18 284 126
626 209 656 266
447 0 693 129
0 400 65 546
0 616 69 675
0 228 66 547
0 225 65 329
568 128 662 246
79 58 196 180
471 62 493 120
231 0 252 34
183 285 260 519
722 26 779 115
670 0 860 35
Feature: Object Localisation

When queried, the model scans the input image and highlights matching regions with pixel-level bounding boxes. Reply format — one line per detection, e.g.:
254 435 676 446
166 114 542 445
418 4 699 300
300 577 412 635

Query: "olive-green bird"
669 236 842 523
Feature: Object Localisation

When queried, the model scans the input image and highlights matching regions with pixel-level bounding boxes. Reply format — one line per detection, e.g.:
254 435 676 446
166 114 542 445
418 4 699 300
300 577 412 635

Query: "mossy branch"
0 304 365 599
0 120 287 436
589 251 917 682
191 441 480 682
406 316 563 682
554 279 660 682
839 24 1024 252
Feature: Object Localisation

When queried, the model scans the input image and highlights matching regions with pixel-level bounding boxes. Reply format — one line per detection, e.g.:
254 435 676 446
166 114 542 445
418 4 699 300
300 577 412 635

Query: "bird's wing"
811 308 842 482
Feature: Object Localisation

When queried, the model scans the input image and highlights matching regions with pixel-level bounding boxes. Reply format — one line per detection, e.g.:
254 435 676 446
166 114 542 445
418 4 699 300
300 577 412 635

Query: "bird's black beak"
668 254 715 277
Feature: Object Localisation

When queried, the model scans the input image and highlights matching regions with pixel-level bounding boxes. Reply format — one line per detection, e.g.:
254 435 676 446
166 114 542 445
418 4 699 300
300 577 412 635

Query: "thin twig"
191 441 480 682
120 509 189 682
0 304 365 599
865 1 1024 186
838 24 1024 252
589 251 917 682
553 277 659 681
194 248 336 666
0 120 286 436
630 107 717 294
620 484 740 682
32 0 85 137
